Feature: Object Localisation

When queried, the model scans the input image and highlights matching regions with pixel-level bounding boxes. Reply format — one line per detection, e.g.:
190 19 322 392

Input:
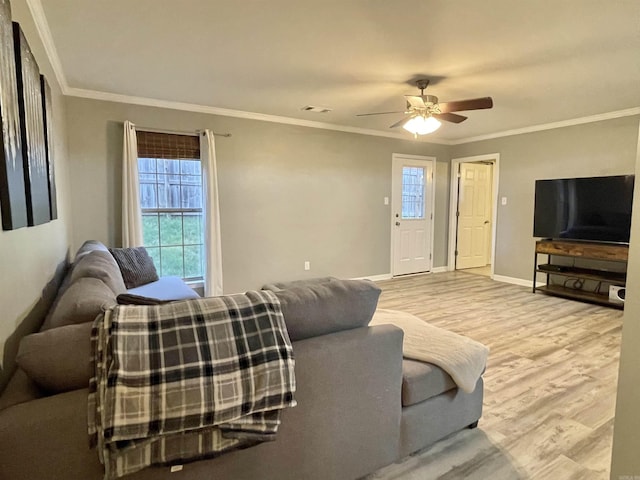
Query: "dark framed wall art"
13 21 50 226
0 0 27 230
40 75 57 219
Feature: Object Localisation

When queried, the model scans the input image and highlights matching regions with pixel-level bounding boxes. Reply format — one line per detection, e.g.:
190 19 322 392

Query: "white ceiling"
37 0 640 142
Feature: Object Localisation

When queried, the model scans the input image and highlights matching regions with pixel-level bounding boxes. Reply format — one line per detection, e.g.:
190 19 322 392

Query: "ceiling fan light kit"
356 79 493 137
403 115 442 136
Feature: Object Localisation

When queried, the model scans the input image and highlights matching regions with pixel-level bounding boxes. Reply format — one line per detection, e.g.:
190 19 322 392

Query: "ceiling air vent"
300 105 332 113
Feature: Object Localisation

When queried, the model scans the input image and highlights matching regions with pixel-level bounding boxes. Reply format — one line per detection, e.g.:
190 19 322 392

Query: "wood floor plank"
370 271 621 480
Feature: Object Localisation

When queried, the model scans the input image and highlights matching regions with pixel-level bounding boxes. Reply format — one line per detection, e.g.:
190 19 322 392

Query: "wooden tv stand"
533 239 628 309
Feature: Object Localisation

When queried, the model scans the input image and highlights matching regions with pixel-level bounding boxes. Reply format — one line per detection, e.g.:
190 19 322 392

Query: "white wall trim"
64 87 640 146
431 266 448 273
493 274 545 289
351 273 393 282
448 154 500 276
25 0 69 93
451 107 640 145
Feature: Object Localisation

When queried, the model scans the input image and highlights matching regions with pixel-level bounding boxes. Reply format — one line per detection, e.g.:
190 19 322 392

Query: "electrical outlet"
501 197 507 206
304 261 310 271
384 197 389 205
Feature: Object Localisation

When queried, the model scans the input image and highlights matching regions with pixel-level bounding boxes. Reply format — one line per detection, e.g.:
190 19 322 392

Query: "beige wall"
65 97 451 293
451 116 640 281
0 0 71 389
610 122 640 479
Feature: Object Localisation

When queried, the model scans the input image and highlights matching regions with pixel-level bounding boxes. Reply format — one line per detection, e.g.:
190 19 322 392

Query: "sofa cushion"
262 276 338 292
16 322 93 393
126 275 200 300
272 279 381 342
41 277 116 330
109 246 159 289
74 240 110 261
0 369 42 411
70 251 127 295
402 359 457 407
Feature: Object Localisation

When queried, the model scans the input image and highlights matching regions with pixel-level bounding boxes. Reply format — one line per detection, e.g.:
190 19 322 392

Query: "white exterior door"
456 163 492 270
391 155 434 276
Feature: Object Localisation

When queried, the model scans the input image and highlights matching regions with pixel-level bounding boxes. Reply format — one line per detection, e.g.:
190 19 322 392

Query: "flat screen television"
533 174 635 243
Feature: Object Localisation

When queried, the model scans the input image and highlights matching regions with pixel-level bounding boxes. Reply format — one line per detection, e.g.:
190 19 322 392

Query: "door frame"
448 153 500 276
390 153 437 276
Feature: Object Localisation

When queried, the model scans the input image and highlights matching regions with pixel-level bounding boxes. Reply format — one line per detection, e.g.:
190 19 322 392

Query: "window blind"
136 131 200 160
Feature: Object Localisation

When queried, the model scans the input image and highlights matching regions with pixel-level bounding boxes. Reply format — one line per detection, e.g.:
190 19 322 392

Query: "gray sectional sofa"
0 241 484 480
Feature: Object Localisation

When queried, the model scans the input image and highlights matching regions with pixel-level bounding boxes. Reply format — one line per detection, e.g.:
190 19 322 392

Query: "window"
136 131 204 281
401 166 425 219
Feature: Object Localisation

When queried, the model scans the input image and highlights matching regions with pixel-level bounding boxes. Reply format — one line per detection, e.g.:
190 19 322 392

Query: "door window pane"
401 166 425 219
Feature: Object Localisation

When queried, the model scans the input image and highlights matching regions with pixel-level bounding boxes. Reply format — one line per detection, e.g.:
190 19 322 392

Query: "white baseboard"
356 271 544 287
492 274 545 288
352 273 393 282
354 268 447 281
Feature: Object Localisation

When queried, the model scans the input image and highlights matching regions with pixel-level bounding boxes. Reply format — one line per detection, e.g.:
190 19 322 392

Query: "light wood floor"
458 265 492 277
369 271 623 480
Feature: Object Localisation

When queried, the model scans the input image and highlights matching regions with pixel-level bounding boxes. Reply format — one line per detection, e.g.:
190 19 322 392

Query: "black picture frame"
13 21 49 226
40 75 57 220
0 0 27 230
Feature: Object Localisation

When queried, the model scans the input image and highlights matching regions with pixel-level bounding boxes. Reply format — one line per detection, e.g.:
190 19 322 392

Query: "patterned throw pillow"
108 247 159 289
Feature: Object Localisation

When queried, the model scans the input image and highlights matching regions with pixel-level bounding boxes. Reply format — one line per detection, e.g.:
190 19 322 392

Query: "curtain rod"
135 126 232 138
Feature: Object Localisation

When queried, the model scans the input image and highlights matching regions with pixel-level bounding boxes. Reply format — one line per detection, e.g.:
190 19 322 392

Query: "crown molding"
66 87 452 145
62 87 640 147
25 0 69 94
451 107 640 145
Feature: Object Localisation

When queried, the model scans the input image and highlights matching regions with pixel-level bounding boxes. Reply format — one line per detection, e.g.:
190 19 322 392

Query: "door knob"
484 220 490 224
395 222 401 226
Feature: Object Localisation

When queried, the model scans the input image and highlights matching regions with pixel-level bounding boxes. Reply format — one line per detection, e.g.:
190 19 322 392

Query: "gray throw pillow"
16 322 93 393
109 246 159 289
273 279 381 341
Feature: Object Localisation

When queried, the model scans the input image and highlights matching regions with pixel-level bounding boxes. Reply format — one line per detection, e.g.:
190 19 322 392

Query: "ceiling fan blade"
434 112 467 124
404 95 426 109
389 116 411 129
438 97 493 113
356 111 406 117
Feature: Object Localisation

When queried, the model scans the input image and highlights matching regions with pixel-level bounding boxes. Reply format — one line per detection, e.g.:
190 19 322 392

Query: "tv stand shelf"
533 240 628 309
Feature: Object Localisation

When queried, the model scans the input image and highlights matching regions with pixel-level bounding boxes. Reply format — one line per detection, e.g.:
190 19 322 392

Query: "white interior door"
456 163 492 270
391 155 434 276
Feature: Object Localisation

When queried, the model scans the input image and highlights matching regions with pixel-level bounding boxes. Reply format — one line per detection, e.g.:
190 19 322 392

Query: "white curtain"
122 121 143 247
201 130 224 296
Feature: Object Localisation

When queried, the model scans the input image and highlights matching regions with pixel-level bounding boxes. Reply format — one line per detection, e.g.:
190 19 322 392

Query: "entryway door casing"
448 153 500 277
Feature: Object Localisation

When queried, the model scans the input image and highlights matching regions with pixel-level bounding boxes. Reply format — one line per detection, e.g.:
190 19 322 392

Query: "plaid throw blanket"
88 290 296 479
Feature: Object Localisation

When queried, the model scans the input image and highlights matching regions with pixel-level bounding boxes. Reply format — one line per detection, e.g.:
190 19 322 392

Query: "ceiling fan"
357 79 493 136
